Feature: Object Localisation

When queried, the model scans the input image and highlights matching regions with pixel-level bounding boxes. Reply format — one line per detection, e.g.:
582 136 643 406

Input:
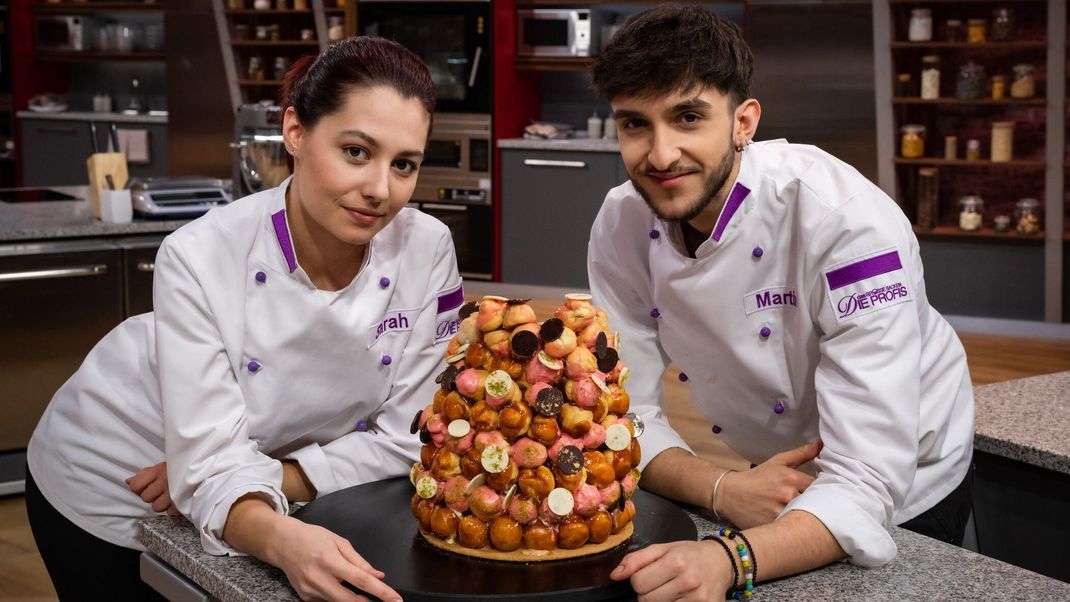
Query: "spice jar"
294 0 308 9
247 56 264 80
990 121 1014 162
944 135 958 160
966 139 981 161
274 56 289 79
991 75 1006 100
909 9 933 42
900 124 926 158
896 73 914 98
945 19 965 43
920 55 940 100
991 7 1014 42
328 16 344 41
1015 198 1041 235
955 62 986 100
300 28 315 41
255 25 269 40
267 24 280 41
1010 64 1035 99
967 18 986 43
916 167 939 230
228 0 245 9
958 196 984 231
993 215 1010 233
234 24 250 41
253 0 271 9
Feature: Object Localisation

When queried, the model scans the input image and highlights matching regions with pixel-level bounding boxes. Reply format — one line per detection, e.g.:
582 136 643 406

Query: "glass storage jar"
993 215 1010 233
920 55 940 99
247 56 264 80
990 121 1014 162
328 16 344 40
958 196 984 231
945 19 965 42
965 139 981 161
900 124 926 158
955 62 986 100
1015 198 1041 235
990 75 1005 100
991 7 1014 42
1010 64 1035 99
944 135 957 160
916 167 939 230
967 18 986 43
896 73 914 98
909 9 933 42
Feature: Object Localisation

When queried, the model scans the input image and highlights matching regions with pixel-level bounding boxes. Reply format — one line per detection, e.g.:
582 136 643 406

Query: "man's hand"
610 540 734 601
126 462 180 516
719 440 822 529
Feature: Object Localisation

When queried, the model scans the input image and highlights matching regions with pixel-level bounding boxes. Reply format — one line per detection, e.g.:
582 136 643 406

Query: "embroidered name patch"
824 249 912 322
434 284 465 343
743 286 799 316
369 308 421 346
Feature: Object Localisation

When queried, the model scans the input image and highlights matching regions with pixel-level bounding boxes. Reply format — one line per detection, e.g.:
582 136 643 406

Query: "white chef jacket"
588 140 974 567
28 177 463 554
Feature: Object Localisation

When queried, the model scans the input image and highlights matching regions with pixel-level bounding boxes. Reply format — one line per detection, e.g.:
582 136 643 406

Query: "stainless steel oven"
415 113 491 205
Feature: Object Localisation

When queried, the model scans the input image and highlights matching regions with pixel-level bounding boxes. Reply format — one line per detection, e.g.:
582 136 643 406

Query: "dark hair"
279 36 436 129
591 5 753 108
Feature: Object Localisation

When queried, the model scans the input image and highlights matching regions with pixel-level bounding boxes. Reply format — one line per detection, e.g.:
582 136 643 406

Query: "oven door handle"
468 46 483 89
523 159 587 169
422 203 468 212
0 264 108 283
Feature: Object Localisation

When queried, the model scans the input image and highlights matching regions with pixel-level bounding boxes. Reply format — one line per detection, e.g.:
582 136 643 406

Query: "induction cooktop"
0 188 81 203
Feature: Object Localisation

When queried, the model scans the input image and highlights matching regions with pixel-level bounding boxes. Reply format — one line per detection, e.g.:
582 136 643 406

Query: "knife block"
86 152 129 218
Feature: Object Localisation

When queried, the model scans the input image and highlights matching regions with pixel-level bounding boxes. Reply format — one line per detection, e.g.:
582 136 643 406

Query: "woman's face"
284 85 431 248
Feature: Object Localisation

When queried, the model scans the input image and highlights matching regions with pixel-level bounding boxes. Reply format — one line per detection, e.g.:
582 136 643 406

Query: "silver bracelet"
711 469 735 521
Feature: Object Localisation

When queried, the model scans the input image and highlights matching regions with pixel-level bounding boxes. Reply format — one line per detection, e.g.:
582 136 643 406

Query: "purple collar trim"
710 182 751 242
271 209 298 273
826 250 903 290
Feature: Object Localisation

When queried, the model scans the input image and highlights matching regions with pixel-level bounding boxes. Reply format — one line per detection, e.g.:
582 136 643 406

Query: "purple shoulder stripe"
826 250 902 290
437 285 464 314
710 182 751 242
271 209 298 273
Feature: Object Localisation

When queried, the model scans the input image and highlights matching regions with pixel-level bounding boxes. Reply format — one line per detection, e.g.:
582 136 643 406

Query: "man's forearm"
740 509 846 582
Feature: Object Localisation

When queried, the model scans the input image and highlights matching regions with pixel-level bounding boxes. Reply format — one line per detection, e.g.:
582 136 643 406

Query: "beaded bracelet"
701 535 740 592
719 528 756 599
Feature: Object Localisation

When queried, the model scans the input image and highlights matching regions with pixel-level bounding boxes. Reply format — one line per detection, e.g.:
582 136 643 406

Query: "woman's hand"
610 540 734 601
719 440 822 529
126 462 180 516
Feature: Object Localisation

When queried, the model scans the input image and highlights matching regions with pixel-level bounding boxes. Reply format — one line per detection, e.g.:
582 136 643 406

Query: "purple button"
381 354 392 366
752 246 764 258
773 401 785 414
247 360 261 373
649 229 660 240
255 271 267 283
379 276 391 288
711 424 722 434
650 308 661 319
356 420 369 432
678 372 689 382
760 326 772 338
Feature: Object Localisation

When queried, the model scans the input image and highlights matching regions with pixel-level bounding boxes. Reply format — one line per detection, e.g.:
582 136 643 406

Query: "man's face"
611 86 739 225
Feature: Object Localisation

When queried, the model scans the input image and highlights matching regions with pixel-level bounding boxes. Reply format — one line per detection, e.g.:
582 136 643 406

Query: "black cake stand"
293 477 698 601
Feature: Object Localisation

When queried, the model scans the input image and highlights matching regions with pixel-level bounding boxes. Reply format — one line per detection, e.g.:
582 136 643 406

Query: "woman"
27 37 459 602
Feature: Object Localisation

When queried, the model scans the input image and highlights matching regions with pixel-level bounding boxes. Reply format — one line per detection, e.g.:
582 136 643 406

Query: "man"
588 6 974 600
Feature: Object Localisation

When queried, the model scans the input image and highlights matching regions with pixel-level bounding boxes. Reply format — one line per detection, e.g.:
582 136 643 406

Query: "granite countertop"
0 187 190 242
973 371 1070 474
499 137 620 153
139 505 1070 602
17 110 168 124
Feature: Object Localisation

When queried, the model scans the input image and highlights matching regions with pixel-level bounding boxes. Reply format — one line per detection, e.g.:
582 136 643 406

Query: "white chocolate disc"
416 476 438 499
409 462 422 486
614 331 621 350
455 343 470 354
481 445 509 473
502 484 517 509
483 295 509 302
484 370 513 399
445 351 467 364
565 293 593 302
537 351 563 370
618 366 631 388
547 487 575 516
464 472 486 495
592 375 610 394
447 419 471 438
605 423 632 451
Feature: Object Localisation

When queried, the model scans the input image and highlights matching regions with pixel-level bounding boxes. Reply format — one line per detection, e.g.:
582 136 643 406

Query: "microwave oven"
34 16 88 52
517 9 600 57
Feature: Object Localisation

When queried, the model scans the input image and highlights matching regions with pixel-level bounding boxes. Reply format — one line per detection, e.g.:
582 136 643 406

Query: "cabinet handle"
0 264 108 283
523 159 587 169
37 126 79 136
421 203 468 212
137 261 155 272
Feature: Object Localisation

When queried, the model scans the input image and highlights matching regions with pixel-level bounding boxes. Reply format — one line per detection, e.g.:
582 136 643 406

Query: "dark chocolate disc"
506 298 532 305
556 445 584 475
617 489 627 510
534 387 565 416
539 318 564 342
419 426 432 444
596 347 619 374
458 301 479 320
595 332 608 359
510 330 539 359
409 409 423 435
437 365 460 392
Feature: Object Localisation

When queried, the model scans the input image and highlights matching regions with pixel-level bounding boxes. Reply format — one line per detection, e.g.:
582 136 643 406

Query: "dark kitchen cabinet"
20 117 169 187
117 236 163 317
501 149 625 288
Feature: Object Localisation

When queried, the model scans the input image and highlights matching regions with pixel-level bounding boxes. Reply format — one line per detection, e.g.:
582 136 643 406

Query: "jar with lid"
955 62 986 100
945 19 965 42
967 18 986 43
896 73 914 98
247 56 264 80
294 0 308 9
991 7 1014 42
944 135 957 160
958 196 984 231
993 215 1010 233
253 0 271 9
1010 64 1035 99
908 9 933 42
228 0 245 9
1015 198 1041 235
328 16 344 41
990 121 1014 162
965 139 981 161
916 167 939 230
274 56 289 80
900 124 926 158
990 75 1005 100
920 55 940 100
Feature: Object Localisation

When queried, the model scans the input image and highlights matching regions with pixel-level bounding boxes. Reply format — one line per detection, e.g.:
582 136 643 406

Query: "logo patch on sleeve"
824 248 912 322
434 283 464 343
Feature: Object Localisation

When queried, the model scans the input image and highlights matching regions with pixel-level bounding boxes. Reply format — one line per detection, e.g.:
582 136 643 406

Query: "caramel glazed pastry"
408 294 644 560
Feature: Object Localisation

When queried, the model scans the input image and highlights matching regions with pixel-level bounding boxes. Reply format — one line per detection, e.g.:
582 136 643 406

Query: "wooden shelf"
895 158 1045 168
914 224 1046 242
34 50 164 62
892 97 1046 106
890 0 1044 4
34 2 161 12
514 56 594 72
238 79 282 86
891 41 1047 49
224 9 313 14
231 40 319 46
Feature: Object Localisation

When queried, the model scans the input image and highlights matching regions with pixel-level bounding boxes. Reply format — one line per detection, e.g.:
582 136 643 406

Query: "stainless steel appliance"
231 103 289 200
34 15 88 52
517 9 599 57
416 113 491 205
131 176 232 218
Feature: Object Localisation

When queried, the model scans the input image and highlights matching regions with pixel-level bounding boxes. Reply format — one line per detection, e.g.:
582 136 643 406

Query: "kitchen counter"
499 137 620 153
139 501 1070 602
973 371 1070 474
17 110 168 125
0 187 191 242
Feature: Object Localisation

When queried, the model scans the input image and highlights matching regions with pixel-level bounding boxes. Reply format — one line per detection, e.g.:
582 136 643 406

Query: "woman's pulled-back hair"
279 36 436 129
591 5 753 108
